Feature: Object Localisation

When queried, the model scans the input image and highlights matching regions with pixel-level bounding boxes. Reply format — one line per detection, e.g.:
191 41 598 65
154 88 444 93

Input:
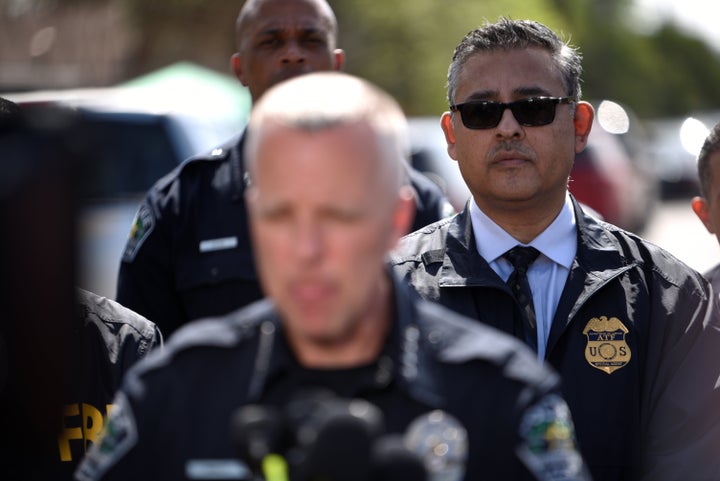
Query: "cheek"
251 224 291 271
537 127 576 172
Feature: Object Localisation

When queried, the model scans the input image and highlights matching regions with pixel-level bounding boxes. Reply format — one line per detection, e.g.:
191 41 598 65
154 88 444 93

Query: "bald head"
235 0 338 51
230 0 344 103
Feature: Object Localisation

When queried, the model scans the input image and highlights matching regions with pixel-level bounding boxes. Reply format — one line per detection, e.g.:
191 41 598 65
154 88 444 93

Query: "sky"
633 0 720 53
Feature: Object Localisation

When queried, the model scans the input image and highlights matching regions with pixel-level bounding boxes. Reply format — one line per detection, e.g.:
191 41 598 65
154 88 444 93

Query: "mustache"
489 140 534 158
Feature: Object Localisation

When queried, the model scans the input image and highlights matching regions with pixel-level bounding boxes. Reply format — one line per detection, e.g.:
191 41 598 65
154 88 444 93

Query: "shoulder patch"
517 394 587 481
122 203 155 262
75 392 138 481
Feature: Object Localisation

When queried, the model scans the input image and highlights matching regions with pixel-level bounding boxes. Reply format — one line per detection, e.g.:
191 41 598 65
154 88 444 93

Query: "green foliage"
331 0 567 115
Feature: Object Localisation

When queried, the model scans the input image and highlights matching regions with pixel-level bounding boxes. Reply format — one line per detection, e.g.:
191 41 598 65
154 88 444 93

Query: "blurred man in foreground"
77 72 589 481
116 0 453 339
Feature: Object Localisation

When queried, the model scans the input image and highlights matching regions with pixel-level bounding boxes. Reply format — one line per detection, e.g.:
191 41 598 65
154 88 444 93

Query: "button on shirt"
470 194 577 360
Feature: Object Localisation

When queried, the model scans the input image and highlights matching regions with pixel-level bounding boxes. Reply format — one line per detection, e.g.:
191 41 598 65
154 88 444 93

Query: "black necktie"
503 246 541 352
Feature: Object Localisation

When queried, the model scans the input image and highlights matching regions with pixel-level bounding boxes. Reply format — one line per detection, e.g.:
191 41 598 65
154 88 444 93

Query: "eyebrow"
461 86 555 102
256 26 326 37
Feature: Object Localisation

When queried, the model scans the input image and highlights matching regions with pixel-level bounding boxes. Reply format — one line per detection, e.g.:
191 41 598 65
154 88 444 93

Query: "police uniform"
76 274 588 481
116 135 454 339
1 289 161 481
390 196 720 481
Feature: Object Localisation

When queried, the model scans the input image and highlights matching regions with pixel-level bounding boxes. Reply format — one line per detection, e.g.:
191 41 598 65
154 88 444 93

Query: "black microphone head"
230 404 286 469
290 398 384 481
370 434 428 481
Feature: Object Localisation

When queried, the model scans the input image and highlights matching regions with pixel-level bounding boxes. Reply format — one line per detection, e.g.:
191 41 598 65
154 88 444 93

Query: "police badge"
583 316 631 374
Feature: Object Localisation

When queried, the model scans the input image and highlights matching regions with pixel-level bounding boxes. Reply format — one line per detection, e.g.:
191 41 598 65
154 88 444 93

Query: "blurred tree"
121 0 238 78
331 0 567 115
559 0 720 117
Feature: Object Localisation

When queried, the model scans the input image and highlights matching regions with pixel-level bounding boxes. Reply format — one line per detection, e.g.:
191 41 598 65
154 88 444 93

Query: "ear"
332 49 345 71
573 101 594 154
231 53 247 86
388 186 417 246
440 112 459 161
692 196 715 233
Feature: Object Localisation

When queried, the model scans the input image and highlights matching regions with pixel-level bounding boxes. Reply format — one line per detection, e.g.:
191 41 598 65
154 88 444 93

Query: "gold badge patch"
583 316 631 374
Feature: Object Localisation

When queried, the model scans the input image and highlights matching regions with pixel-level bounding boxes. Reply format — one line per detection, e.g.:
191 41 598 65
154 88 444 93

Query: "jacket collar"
432 196 640 350
247 269 446 408
228 132 246 202
436 196 638 281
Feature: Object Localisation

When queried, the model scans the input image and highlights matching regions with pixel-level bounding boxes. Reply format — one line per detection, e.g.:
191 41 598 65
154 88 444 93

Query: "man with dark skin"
116 0 452 339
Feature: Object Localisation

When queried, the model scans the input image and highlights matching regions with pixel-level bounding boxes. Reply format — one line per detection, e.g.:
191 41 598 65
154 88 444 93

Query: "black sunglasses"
449 96 575 129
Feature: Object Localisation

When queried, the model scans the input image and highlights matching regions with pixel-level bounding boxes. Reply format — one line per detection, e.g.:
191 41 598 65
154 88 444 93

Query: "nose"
281 39 306 65
495 107 524 139
293 219 323 263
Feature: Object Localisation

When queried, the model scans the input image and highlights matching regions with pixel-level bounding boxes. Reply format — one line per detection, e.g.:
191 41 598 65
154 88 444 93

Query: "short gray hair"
244 72 410 190
446 18 583 105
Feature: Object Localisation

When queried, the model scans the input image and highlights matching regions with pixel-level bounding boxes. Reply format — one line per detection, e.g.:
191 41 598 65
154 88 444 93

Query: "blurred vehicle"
408 117 470 211
408 100 659 234
569 100 658 233
3 85 247 298
645 112 720 199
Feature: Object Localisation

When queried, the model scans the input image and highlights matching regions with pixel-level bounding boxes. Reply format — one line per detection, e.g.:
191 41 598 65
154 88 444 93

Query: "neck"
475 194 566 244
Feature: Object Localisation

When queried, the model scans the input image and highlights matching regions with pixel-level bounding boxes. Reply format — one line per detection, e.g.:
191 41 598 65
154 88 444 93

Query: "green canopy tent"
117 61 251 129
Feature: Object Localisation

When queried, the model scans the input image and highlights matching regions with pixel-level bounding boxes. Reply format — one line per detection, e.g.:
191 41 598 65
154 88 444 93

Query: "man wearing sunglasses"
391 18 720 481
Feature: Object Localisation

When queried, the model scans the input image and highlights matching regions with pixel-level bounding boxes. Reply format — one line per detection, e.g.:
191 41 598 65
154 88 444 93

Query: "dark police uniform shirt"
76 275 589 481
116 134 454 339
390 196 720 481
1 289 161 481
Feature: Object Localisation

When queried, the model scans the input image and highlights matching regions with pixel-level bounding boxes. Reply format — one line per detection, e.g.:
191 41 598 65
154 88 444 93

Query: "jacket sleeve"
639 273 720 480
116 192 188 337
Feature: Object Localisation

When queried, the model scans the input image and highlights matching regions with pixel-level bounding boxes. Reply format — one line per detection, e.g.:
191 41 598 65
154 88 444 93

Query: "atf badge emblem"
122 203 155 262
583 316 631 374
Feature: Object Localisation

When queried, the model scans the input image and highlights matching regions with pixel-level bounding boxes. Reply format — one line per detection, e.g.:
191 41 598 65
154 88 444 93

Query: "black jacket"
1 289 161 481
390 196 720 481
76 276 589 481
116 135 454 338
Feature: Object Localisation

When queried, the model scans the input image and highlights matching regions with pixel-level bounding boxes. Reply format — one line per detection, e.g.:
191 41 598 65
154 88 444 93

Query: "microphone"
230 404 289 481
370 434 428 481
286 396 384 481
404 410 468 481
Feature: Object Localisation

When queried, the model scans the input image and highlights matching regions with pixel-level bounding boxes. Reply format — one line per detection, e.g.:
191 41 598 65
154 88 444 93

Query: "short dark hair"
446 18 583 104
697 122 720 199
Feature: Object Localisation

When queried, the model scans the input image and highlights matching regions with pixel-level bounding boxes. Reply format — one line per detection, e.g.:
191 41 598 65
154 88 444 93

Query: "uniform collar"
229 132 246 202
249 269 445 408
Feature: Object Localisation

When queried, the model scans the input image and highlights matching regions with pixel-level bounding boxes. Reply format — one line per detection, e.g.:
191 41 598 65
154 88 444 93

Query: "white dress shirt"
470 194 577 360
